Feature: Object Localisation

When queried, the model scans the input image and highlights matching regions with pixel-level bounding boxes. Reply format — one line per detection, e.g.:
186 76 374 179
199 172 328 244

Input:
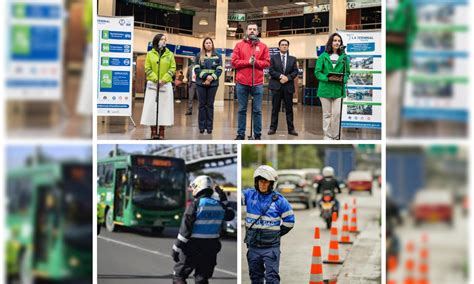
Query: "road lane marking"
98 236 237 277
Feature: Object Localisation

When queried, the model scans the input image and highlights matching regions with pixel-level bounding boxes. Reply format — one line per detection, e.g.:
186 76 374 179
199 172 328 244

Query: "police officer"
317 166 342 214
242 165 295 284
172 176 235 284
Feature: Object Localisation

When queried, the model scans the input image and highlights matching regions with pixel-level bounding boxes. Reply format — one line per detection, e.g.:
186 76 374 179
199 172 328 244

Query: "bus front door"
113 169 127 219
33 185 59 270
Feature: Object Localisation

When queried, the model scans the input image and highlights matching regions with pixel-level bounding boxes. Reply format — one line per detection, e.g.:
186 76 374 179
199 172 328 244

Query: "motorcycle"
320 189 338 229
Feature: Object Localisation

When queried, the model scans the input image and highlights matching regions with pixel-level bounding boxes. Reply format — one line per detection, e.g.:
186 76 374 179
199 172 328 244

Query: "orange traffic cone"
339 204 353 244
324 212 344 264
309 227 324 284
349 198 359 233
387 254 398 284
418 234 429 284
404 241 416 284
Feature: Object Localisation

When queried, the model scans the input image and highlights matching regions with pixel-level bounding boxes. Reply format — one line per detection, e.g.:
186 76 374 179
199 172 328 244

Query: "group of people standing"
140 23 350 140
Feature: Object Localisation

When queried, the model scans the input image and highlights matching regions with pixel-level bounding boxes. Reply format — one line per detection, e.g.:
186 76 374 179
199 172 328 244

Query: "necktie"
281 54 286 74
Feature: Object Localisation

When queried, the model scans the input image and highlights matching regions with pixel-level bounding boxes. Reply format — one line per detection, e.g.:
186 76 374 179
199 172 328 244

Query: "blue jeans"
236 83 263 137
247 246 281 284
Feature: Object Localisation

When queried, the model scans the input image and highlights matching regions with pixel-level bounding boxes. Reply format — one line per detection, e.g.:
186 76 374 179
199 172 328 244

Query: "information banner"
338 30 382 129
403 0 469 122
97 16 134 116
6 0 63 100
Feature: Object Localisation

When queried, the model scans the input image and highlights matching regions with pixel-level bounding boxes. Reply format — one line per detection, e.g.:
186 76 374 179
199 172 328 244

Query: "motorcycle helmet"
322 166 335 178
253 165 278 194
190 175 214 197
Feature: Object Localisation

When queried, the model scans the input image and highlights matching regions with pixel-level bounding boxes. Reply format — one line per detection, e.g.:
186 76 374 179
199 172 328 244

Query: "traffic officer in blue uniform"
172 175 235 284
243 165 295 284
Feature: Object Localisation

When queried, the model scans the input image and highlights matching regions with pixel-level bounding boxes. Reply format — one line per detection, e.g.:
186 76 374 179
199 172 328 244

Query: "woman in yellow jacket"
140 33 176 139
314 33 350 140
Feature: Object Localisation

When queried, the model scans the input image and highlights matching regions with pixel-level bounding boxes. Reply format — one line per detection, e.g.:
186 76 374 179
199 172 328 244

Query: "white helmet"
190 175 214 197
322 166 335 177
253 165 278 193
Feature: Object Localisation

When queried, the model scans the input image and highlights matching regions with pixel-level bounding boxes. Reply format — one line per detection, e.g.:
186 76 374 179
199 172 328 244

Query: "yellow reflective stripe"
211 74 217 80
216 66 224 71
193 65 201 71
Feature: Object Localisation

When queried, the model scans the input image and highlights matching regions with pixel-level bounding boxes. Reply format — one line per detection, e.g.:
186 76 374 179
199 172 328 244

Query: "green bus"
97 154 187 234
6 161 92 283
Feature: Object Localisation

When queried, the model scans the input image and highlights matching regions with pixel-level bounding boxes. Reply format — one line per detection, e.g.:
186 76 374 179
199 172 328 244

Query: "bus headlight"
69 257 80 267
136 213 142 219
174 214 180 220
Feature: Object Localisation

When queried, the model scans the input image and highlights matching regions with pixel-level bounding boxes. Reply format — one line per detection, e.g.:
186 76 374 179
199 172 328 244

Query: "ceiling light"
263 6 269 14
295 1 308 5
175 2 181 11
199 18 209 25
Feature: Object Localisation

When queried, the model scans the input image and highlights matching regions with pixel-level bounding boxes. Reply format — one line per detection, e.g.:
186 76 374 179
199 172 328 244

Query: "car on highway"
275 170 317 209
347 170 373 195
301 168 323 187
412 189 454 226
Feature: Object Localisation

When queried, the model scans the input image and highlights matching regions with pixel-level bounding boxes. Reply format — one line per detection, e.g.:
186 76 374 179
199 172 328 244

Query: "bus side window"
104 164 114 187
97 164 105 186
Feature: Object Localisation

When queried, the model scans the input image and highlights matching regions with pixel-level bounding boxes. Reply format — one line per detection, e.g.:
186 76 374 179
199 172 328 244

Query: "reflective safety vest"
193 52 223 87
191 197 225 238
242 189 295 247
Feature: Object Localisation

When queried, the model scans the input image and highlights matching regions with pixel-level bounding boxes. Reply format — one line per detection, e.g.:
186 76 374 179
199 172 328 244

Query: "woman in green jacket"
314 33 350 140
140 33 176 139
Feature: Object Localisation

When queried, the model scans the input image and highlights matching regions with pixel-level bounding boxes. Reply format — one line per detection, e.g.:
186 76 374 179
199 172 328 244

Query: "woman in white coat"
140 33 176 139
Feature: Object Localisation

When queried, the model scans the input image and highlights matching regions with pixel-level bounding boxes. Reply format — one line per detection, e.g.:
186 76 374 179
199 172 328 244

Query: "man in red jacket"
231 23 270 140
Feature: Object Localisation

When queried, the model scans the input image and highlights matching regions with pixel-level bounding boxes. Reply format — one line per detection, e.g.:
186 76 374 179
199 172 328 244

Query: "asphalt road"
241 183 381 283
98 227 237 284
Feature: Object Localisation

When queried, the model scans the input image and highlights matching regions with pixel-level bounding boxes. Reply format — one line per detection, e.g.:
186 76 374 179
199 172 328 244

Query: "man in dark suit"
268 39 299 136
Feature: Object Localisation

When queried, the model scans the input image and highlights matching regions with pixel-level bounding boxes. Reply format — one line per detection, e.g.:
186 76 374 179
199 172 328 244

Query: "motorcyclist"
172 175 235 284
386 184 402 269
242 165 295 284
317 166 341 214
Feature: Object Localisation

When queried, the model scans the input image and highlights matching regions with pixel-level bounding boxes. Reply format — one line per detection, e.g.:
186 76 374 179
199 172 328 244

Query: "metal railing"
135 21 380 40
262 26 330 37
345 23 381 30
135 21 215 38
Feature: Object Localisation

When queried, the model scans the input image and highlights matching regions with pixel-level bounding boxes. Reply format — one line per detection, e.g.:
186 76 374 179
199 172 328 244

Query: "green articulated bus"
6 161 92 283
97 154 187 234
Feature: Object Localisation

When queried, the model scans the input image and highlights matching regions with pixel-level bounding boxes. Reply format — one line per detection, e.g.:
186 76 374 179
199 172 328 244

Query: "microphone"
248 34 258 45
339 45 346 51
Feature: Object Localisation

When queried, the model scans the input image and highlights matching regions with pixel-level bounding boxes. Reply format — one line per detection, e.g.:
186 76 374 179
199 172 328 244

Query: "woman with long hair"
140 33 176 139
193 37 223 134
314 33 351 140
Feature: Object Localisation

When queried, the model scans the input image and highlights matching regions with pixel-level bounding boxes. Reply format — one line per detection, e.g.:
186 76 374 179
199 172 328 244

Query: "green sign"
228 13 246 22
102 30 109 39
357 144 376 152
101 43 110 52
12 25 30 55
100 70 112 89
122 0 195 16
428 145 458 156
13 4 26 18
101 57 109 66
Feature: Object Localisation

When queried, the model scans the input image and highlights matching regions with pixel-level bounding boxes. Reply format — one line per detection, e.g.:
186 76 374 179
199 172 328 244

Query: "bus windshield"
62 165 92 250
131 165 186 210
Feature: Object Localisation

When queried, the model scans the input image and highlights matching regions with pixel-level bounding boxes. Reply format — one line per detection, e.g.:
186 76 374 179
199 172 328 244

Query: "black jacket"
268 53 298 93
317 177 341 195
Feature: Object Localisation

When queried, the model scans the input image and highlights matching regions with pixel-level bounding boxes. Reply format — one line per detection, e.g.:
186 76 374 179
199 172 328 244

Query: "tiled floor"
97 99 381 140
